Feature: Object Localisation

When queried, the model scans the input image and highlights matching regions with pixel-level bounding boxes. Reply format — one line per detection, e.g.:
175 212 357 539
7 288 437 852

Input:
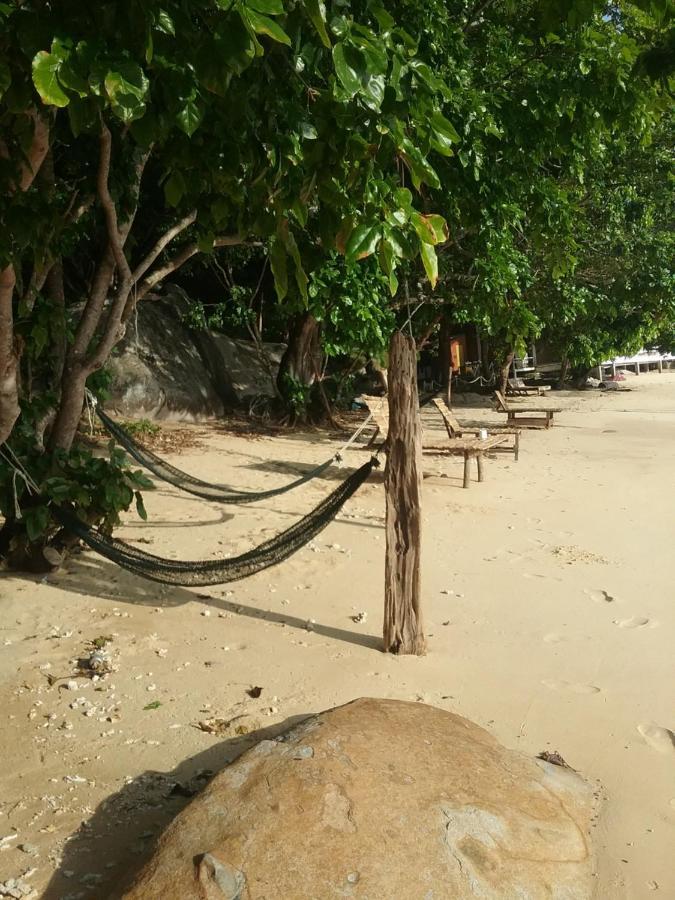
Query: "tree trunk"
557 353 570 390
498 349 515 395
277 312 321 390
276 312 321 418
383 331 426 656
0 265 21 445
438 315 452 405
370 358 388 393
0 111 51 444
49 365 88 451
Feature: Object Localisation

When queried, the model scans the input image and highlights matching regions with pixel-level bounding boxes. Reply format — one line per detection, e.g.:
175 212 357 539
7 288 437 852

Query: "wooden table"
423 435 509 488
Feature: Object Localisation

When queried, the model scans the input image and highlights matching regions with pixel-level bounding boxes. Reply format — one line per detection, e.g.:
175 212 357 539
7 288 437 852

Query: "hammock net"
95 406 337 504
52 456 377 586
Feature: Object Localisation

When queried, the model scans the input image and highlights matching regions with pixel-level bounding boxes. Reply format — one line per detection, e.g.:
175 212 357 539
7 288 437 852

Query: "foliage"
534 113 674 368
116 418 160 439
307 254 395 362
279 373 313 419
0 436 154 548
1 0 674 568
377 0 674 364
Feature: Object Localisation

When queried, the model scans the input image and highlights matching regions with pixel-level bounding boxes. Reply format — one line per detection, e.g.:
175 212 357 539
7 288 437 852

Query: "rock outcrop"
122 698 598 900
107 287 283 421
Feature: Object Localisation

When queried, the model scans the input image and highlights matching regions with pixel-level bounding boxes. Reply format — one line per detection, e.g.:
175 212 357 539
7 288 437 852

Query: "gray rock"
107 285 284 421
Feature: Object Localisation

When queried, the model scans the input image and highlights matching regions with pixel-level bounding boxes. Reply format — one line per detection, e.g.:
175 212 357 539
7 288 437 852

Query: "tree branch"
71 140 151 363
130 210 198 285
134 235 250 303
97 122 133 291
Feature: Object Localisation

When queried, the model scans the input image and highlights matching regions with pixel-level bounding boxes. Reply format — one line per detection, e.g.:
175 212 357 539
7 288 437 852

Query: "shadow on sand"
41 714 311 899
52 554 383 652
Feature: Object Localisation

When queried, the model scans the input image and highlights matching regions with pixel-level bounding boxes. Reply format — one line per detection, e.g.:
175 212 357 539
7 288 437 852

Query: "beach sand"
0 373 673 899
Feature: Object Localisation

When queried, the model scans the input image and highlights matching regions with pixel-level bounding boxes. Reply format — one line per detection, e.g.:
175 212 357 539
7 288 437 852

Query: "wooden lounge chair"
432 398 519 461
360 395 509 488
494 390 560 429
507 378 551 397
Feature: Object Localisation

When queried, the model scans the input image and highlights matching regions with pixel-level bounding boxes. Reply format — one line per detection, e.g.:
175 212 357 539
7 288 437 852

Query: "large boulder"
193 332 285 407
121 698 598 900
108 297 224 421
107 286 285 420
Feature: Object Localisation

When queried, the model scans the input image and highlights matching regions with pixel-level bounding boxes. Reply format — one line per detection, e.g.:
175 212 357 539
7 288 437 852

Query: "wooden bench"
507 378 551 397
432 398 520 461
360 395 509 488
494 390 560 429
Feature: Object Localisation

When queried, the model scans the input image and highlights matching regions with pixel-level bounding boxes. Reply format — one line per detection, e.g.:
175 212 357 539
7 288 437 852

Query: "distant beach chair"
494 390 560 429
432 398 519 461
507 378 551 397
360 395 509 488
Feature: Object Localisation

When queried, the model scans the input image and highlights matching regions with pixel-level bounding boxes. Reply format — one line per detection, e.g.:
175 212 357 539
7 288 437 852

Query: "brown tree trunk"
498 349 514 395
438 315 451 396
0 265 21 445
557 353 570 390
383 331 426 656
0 111 51 444
277 312 321 390
277 312 321 420
49 365 88 451
371 358 388 393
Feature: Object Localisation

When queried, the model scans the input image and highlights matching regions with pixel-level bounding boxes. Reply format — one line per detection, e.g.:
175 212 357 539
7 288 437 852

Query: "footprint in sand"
585 589 615 603
637 724 675 754
542 679 601 695
616 616 651 629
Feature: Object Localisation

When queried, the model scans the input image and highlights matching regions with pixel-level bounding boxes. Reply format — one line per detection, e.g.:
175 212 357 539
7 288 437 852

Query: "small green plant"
120 419 161 439
0 437 155 567
280 373 313 419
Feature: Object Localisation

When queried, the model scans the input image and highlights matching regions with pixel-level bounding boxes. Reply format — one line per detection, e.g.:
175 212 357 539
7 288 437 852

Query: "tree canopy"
0 0 673 561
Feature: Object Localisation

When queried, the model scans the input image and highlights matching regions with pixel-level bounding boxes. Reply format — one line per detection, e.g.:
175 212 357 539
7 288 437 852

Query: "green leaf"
135 491 148 521
399 138 441 190
362 73 386 110
243 10 291 45
31 51 70 107
379 240 399 296
420 242 438 288
345 223 381 262
269 238 288 301
429 110 460 156
176 98 203 136
371 5 395 32
412 212 448 245
104 62 149 122
143 700 162 710
246 0 284 14
282 228 309 300
156 10 175 35
408 59 444 93
57 58 89 98
104 62 148 101
332 42 364 97
303 0 331 48
164 170 186 206
24 506 50 542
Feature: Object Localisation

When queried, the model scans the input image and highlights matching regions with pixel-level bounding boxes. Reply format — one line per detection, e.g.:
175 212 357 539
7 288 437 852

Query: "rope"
0 444 39 494
334 412 374 459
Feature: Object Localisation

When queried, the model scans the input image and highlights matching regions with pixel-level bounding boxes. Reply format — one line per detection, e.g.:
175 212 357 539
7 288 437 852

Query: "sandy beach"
0 373 673 899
